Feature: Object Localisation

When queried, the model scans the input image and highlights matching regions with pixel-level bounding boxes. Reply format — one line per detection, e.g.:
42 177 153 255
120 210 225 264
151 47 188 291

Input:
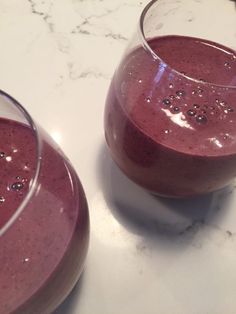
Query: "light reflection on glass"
162 108 194 130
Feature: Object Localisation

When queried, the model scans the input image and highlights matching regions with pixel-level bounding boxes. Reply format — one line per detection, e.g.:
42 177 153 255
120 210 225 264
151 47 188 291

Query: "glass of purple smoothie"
0 91 89 313
104 0 236 198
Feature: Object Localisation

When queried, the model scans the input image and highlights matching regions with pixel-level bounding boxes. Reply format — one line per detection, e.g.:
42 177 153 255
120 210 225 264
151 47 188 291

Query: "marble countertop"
1 0 236 313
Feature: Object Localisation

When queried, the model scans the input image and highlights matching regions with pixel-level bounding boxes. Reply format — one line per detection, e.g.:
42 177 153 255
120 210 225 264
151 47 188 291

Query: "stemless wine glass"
104 0 236 198
0 91 89 314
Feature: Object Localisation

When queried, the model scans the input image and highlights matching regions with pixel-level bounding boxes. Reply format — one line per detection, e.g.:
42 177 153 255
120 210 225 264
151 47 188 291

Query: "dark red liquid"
0 118 89 313
105 36 236 197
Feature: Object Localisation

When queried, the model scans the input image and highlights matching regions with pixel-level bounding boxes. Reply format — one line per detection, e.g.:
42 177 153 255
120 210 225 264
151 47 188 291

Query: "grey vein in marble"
71 19 91 35
67 63 110 80
27 0 54 32
72 21 128 41
164 6 179 16
71 4 128 41
105 33 128 41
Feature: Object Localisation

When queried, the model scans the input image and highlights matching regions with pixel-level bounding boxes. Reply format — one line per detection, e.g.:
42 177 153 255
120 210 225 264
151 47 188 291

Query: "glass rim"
138 0 236 90
0 90 42 237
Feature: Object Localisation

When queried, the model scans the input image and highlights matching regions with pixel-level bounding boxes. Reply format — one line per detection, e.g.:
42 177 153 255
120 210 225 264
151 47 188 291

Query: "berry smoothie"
0 118 89 313
105 36 236 197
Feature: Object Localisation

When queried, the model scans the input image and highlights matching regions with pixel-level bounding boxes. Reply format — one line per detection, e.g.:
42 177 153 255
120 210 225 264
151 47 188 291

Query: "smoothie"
0 118 89 313
105 36 236 197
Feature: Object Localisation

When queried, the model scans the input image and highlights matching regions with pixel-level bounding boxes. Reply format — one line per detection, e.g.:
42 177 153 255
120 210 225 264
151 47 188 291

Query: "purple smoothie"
105 36 236 197
0 118 89 313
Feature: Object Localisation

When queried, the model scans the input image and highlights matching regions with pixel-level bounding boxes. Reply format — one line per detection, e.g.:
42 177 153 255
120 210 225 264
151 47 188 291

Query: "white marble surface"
1 0 236 313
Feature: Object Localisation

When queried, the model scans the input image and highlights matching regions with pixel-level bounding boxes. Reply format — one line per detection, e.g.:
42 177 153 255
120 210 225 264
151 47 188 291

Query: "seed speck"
176 90 185 97
196 114 207 124
173 106 180 113
11 182 24 191
224 62 231 69
162 99 171 106
187 109 196 116
197 88 203 96
0 196 5 204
